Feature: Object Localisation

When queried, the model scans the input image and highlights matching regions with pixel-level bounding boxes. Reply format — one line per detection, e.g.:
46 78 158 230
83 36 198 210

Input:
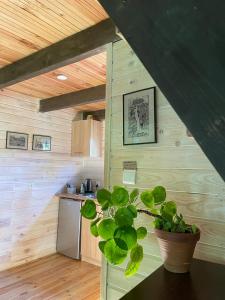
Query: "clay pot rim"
154 227 200 242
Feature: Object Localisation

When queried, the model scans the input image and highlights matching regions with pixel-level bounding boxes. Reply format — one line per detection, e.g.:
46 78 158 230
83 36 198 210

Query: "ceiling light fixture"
57 74 68 81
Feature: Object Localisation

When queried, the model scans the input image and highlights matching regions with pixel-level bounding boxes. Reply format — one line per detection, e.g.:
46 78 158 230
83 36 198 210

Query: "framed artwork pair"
6 132 51 151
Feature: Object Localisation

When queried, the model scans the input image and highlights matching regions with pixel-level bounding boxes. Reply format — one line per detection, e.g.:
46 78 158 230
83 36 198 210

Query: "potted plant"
81 186 200 277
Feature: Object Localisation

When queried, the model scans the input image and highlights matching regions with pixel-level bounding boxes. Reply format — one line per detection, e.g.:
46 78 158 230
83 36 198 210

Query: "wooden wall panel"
105 41 225 299
0 98 84 271
0 96 105 272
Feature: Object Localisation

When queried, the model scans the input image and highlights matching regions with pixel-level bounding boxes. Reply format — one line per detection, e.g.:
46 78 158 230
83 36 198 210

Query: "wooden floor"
0 254 100 300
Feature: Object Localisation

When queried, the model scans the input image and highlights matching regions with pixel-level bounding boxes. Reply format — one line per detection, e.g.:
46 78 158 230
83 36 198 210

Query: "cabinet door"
72 119 102 157
71 120 90 156
81 204 102 266
90 119 101 157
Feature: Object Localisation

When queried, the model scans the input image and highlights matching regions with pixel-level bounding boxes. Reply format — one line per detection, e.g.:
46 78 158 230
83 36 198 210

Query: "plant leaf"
98 218 117 240
140 190 154 208
127 205 137 218
130 188 139 203
152 186 166 205
160 201 177 222
99 241 107 254
97 189 112 210
111 187 129 207
152 218 163 229
136 227 147 239
113 185 124 191
114 226 137 250
90 223 99 237
80 200 97 220
163 221 172 232
115 207 134 227
125 260 141 277
113 238 128 251
191 224 198 234
104 239 128 265
130 244 143 263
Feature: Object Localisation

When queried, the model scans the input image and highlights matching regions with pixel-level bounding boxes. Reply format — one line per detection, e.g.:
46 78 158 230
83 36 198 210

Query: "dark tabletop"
121 259 225 300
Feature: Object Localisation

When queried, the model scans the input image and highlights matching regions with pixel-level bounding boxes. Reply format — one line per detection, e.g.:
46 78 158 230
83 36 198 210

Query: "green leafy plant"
81 186 197 277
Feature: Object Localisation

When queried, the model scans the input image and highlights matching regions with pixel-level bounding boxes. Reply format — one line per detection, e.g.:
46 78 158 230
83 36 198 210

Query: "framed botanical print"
123 87 157 145
32 135 51 151
6 131 28 150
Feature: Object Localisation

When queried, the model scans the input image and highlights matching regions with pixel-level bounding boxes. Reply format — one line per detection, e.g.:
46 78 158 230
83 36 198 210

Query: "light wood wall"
0 98 105 271
0 99 83 271
105 40 225 299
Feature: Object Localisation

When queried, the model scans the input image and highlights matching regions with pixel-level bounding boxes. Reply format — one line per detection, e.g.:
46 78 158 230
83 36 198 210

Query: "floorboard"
0 254 100 300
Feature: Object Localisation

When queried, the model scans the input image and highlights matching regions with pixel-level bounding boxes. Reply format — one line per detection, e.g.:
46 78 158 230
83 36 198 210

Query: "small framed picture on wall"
123 87 157 145
32 135 51 151
6 131 29 150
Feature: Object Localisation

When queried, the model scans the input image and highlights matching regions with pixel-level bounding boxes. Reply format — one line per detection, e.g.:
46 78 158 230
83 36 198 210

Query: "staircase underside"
99 0 225 181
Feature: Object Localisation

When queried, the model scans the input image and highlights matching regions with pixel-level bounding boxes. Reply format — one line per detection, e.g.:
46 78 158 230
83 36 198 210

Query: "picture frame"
6 131 29 150
32 135 51 151
123 87 157 145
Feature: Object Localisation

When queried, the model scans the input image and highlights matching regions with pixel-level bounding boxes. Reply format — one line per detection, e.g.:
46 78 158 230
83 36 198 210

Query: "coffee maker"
84 178 93 193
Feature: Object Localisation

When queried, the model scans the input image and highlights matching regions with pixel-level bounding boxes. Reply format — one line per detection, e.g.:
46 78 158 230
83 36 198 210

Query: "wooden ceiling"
1 52 106 99
0 0 108 111
0 0 108 67
74 100 106 111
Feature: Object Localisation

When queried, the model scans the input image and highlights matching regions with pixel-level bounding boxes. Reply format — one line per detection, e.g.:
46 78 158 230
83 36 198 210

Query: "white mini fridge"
56 199 82 259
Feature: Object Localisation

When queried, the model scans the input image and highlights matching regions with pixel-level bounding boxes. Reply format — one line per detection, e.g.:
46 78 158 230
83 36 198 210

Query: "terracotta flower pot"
154 228 200 273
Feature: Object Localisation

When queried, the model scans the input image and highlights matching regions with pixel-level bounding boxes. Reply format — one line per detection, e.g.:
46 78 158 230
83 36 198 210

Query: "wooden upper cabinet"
72 119 102 157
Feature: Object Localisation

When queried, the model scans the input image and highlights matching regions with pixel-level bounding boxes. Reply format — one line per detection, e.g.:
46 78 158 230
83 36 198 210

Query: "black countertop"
121 259 225 300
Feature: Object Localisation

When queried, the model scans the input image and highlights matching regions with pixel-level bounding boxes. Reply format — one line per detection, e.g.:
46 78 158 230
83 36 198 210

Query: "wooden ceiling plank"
0 58 10 68
40 75 86 93
8 84 50 99
0 17 50 50
0 43 28 63
23 0 82 33
62 0 108 21
78 60 106 78
81 0 108 18
39 84 106 112
0 0 108 68
0 1 65 41
0 18 117 89
42 0 93 30
12 73 90 98
0 2 57 42
60 65 105 85
1 52 106 100
17 77 82 98
0 28 42 56
55 0 95 24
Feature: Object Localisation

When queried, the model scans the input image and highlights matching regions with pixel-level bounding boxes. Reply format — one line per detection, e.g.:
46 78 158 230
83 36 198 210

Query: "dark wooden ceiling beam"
0 19 118 89
83 109 105 121
98 0 225 181
39 84 106 112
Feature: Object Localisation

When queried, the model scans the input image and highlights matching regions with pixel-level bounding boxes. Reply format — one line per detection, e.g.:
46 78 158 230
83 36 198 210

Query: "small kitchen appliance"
84 178 93 193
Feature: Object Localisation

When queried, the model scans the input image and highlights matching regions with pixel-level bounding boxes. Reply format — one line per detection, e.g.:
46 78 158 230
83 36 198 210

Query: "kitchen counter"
57 193 97 202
